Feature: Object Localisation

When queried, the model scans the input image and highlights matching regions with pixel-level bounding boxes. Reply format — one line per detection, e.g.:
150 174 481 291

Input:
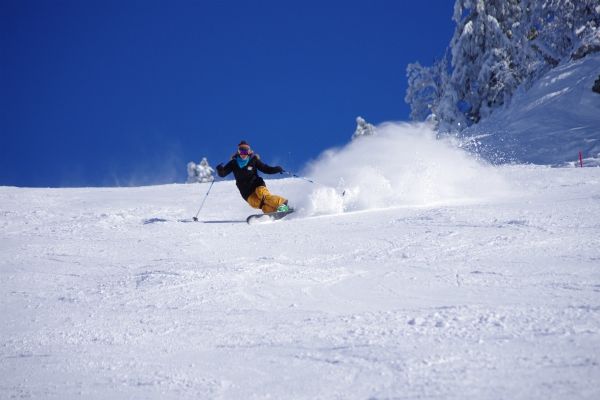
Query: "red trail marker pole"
579 151 583 168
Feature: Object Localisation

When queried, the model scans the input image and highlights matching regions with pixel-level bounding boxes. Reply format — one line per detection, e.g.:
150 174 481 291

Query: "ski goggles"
238 147 251 155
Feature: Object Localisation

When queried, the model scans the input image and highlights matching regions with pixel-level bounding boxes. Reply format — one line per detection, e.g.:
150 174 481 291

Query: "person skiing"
216 141 290 214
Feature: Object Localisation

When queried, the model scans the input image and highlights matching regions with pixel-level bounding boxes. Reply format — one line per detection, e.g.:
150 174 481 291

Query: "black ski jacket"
216 155 282 200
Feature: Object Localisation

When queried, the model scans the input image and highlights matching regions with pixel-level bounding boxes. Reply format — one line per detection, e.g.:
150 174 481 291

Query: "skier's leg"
246 191 262 210
247 187 275 212
255 186 287 213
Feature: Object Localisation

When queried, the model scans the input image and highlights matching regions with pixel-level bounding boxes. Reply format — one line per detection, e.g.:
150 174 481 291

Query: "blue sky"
1 0 455 187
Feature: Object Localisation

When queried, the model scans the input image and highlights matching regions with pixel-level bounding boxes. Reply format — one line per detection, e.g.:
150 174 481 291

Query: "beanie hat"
238 140 252 155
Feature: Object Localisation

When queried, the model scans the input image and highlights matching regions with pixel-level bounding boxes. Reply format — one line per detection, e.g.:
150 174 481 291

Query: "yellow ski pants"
247 186 287 213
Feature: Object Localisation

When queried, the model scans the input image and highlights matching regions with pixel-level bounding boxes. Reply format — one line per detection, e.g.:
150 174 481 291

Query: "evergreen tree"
405 0 600 131
449 0 522 123
405 54 449 127
186 157 214 183
351 116 376 140
528 0 599 63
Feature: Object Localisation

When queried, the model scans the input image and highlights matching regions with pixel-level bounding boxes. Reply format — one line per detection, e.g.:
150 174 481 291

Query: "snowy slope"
2 127 600 399
461 53 600 165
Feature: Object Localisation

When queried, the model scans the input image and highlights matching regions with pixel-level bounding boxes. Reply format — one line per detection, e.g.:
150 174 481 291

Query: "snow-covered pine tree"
527 0 600 64
405 53 449 127
448 0 523 124
405 62 438 122
351 116 376 140
557 0 599 60
197 158 215 183
186 157 215 183
405 0 600 132
407 0 525 132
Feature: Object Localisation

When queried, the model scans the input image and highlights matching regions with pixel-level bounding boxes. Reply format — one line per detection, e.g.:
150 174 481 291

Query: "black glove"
216 163 224 171
275 166 284 174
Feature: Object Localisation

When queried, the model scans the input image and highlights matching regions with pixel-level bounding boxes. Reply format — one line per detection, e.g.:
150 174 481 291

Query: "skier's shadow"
143 217 245 224
201 220 246 224
143 218 168 225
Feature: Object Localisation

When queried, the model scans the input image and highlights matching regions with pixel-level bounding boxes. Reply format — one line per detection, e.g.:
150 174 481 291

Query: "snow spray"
297 122 511 215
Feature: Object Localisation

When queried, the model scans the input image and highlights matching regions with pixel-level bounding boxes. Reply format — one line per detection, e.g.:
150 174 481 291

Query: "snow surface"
461 53 600 165
2 127 600 399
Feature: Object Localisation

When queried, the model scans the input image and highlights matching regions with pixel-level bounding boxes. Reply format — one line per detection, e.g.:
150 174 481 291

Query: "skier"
216 141 290 214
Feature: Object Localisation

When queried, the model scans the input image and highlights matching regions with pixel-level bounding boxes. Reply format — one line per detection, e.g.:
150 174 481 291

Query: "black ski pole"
192 179 216 222
283 170 345 196
283 170 315 184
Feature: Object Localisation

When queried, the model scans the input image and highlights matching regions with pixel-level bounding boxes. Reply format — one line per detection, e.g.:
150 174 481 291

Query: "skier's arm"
255 158 283 174
216 160 234 177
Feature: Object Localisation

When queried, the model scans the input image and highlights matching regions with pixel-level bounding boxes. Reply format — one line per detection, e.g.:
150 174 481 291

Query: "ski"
246 209 295 224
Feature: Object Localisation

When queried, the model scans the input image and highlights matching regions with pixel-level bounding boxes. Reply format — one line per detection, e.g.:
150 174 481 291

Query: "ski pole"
283 170 315 184
192 179 216 222
283 170 346 197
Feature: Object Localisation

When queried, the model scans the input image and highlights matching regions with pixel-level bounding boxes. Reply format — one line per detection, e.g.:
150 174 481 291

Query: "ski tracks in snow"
1 169 600 399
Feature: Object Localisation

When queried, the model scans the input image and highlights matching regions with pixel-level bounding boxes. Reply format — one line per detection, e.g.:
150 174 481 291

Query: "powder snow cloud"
294 122 512 215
